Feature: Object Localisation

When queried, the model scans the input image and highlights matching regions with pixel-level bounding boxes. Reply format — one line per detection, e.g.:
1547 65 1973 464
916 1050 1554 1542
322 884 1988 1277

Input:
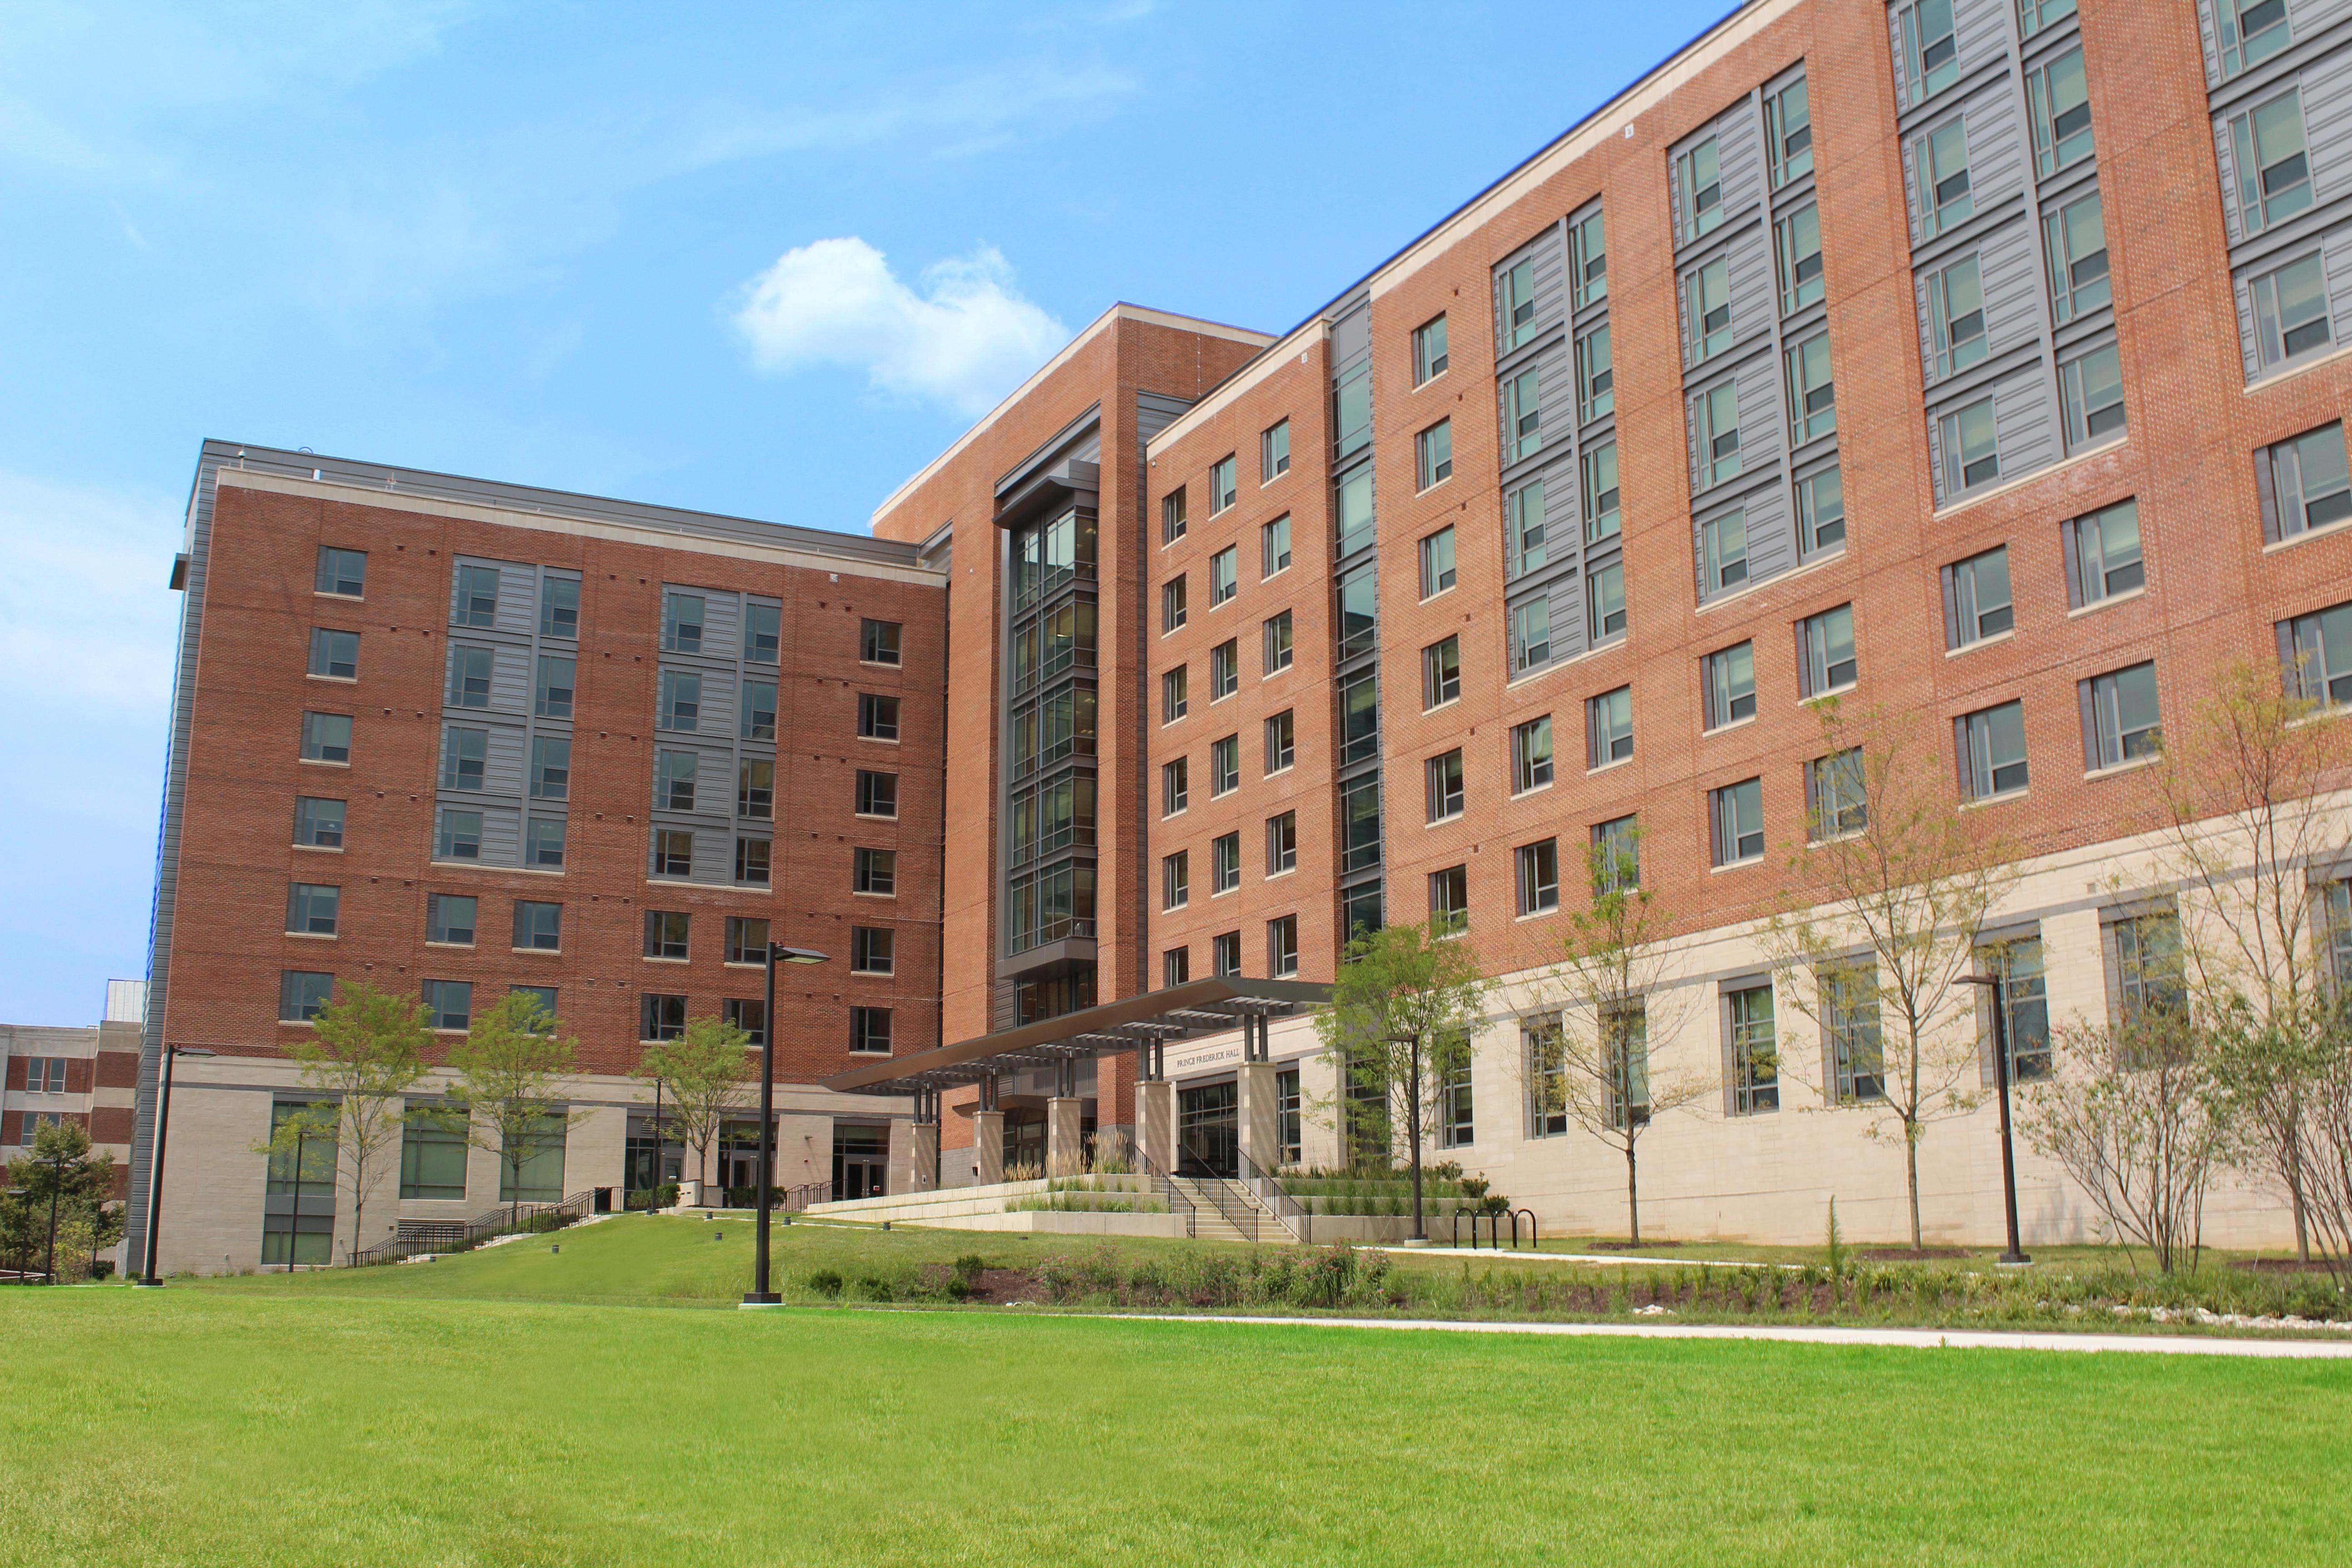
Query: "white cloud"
0 470 181 711
733 238 1071 417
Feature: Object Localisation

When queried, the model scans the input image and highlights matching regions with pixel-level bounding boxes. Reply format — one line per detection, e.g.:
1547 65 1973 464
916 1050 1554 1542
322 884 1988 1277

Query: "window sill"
642 956 690 965
1263 663 1293 680
1414 475 1455 500
1425 696 1462 715
1710 856 1765 874
277 1019 319 1029
306 673 358 685
511 947 562 956
432 1029 468 1038
292 843 343 853
1212 886 1238 899
1799 682 1856 706
724 960 766 970
847 1048 893 1056
1933 436 2128 520
314 590 363 603
1426 813 1464 829
2083 755 2160 782
298 758 352 769
284 930 338 941
859 736 903 746
1418 584 1456 606
853 812 899 822
1265 764 1293 779
432 860 565 876
2068 587 2145 618
1210 691 1237 707
1703 714 1758 739
853 890 897 900
1586 756 1632 778
423 940 473 951
1261 467 1291 490
857 659 903 670
2245 338 2352 393
1946 629 2015 659
1807 828 1867 848
1162 808 1189 821
1413 368 1450 393
1960 787 2028 811
1515 905 1561 923
1513 779 1555 800
2262 512 2352 555
849 969 893 979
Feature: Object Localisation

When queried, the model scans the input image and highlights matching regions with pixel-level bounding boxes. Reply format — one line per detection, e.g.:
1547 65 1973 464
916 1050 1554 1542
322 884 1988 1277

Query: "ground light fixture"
136 1044 216 1287
745 946 830 1308
1957 971 2032 1266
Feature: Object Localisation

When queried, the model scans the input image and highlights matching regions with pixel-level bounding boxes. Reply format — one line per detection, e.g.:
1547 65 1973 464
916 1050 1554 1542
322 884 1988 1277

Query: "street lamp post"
648 1075 665 1210
745 944 830 1308
1960 972 2031 1265
1386 1032 1426 1242
135 1044 216 1287
44 1144 67 1285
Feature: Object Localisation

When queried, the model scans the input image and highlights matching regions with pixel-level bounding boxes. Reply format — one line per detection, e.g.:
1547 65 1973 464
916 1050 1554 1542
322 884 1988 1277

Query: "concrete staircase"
1168 1176 1284 1244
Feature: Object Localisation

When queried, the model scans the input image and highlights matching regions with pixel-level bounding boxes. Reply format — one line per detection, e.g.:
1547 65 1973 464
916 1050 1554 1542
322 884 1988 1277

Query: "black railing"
1240 1151 1311 1245
1182 1171 1259 1244
348 1190 593 1267
1136 1144 1195 1238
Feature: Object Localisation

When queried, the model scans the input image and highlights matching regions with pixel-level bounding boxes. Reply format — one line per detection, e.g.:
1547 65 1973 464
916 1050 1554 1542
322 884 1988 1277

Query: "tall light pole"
1959 972 2030 1265
745 943 829 1308
135 1044 216 1287
1386 1032 1426 1242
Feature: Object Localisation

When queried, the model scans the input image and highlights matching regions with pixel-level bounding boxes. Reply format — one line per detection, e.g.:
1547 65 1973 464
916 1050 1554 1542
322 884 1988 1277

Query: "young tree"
634 1014 755 1199
4 1120 122 1281
441 990 584 1231
253 980 430 1263
1521 828 1710 1246
1312 919 1491 1240
1764 701 2016 1251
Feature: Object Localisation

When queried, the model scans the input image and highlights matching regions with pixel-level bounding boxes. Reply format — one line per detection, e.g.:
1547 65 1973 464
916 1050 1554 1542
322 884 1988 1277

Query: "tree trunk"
1906 1123 1923 1252
1625 1140 1641 1246
2288 1098 2311 1264
1407 1035 1425 1242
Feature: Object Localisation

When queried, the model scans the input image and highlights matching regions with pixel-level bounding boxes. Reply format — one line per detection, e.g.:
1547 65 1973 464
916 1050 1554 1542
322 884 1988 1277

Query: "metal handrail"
1176 1163 1259 1243
1136 1144 1196 1238
1238 1152 1312 1245
349 1190 592 1267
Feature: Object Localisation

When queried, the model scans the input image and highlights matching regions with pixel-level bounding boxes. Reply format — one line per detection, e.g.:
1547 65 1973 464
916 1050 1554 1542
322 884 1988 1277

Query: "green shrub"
852 1274 895 1302
806 1269 844 1297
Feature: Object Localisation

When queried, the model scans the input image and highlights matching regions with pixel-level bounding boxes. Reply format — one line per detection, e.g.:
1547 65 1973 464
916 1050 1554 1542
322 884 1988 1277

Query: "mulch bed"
1590 1240 1678 1251
1858 1247 1973 1260
2234 1258 2344 1275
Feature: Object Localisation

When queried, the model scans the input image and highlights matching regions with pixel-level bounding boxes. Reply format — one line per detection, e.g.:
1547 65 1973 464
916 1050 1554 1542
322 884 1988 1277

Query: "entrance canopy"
818 977 1330 1100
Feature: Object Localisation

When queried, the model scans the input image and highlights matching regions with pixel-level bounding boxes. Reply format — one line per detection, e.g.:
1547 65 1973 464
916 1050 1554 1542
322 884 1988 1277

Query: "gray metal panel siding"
1901 120 1927 236
2195 0 2224 87
1955 0 2009 77
1888 7 1913 113
1966 80 2027 218
2235 267 2262 378
490 646 532 717
1539 452 1583 559
477 803 522 867
2215 114 2246 245
692 823 733 884
1331 301 1372 367
2326 227 2352 358
1726 223 1774 354
484 725 527 796
1715 97 1764 224
1137 391 1194 445
1978 219 2043 358
1735 351 1784 476
1550 565 1587 663
690 589 743 664
493 559 535 636
1743 482 1796 585
2304 50 2352 201
1926 407 1949 501
1993 362 2059 480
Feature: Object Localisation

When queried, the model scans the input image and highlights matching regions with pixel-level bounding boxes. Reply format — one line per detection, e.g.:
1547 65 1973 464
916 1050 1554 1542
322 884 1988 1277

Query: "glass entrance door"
832 1124 890 1200
1177 1080 1239 1178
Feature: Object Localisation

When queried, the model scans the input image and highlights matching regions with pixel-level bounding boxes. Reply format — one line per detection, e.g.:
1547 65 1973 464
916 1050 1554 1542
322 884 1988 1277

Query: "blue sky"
0 0 1728 1024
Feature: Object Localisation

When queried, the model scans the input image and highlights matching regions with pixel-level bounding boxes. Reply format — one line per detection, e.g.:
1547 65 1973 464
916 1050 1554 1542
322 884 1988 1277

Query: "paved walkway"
1114 1313 2352 1359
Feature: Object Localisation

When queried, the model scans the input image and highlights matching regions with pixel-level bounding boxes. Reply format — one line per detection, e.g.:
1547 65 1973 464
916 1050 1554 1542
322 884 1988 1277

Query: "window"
1808 748 1869 839
2251 251 2333 371
1927 254 1988 379
1946 546 2014 646
1428 865 1470 936
438 726 487 793
279 970 333 1023
1413 315 1449 383
1163 666 1189 722
1576 324 1613 423
527 813 567 868
2018 0 2076 39
1581 442 1621 545
2086 662 2162 768
1509 482 1548 577
1339 671 1378 764
2066 499 2143 605
860 619 903 666
285 882 339 936
1824 965 1885 1102
1591 814 1641 892
858 693 900 740
655 750 697 812
1422 637 1460 708
1511 599 1553 674
1209 546 1237 607
1700 509 1749 595
1775 203 1824 317
1695 382 1741 488
1918 118 1972 238
1797 464 1846 558
426 892 475 945
1210 640 1239 700
1703 642 1756 729
1211 735 1239 795
738 758 774 820
1262 419 1291 481
1572 208 1608 307
1212 832 1241 894
1340 770 1381 873
652 829 692 877
316 546 366 598
1336 468 1375 557
642 910 691 961
1688 257 1732 359
1426 750 1465 822
1799 604 1857 696
531 735 570 801
512 985 561 1024
1513 715 1554 792
1262 515 1292 578
640 992 687 1042
854 848 897 896
855 769 898 818
543 580 581 639
1163 851 1190 910
1527 1017 1568 1137
2045 190 2111 323
2114 911 2187 1023
1676 135 1723 241
424 979 472 1032
1711 779 1765 866
2283 601 2352 710
294 797 344 848
1266 812 1298 875
455 564 500 627
733 599 776 663
400 1117 466 1200
659 669 701 732
1163 757 1189 815
1268 915 1299 979
2059 343 2126 448
1504 368 1542 462
1210 455 1238 514
2260 423 2352 539
1334 364 1373 460
1728 983 1779 1113
1500 256 1540 349
734 836 771 886
1418 527 1456 599
849 1007 892 1054
1959 700 2031 802
1164 947 1190 987
850 927 894 975
1264 710 1294 773
1341 880 1385 942
1938 397 1999 494
494 1113 566 1204
1766 74 1813 188
1437 1056 1475 1149
1786 333 1836 444
1516 838 1559 915
446 647 492 710
513 901 561 951
307 628 358 681
1162 486 1188 545
535 655 575 720
1415 419 1454 490
662 591 704 654
1263 612 1294 675
720 998 766 1049
436 808 482 862
1900 0 1960 100
1213 931 1243 979
725 918 770 965
2218 0 2292 78
2231 89 2313 235
1588 560 1626 642
2027 46 2093 177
